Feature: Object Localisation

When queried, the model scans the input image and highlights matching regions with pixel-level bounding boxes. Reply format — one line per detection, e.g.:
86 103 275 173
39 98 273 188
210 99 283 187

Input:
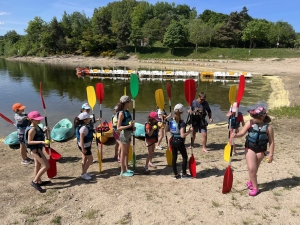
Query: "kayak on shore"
50 118 74 142
4 124 44 146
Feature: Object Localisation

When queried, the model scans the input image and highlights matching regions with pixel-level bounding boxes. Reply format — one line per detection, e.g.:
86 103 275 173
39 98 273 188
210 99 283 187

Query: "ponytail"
174 110 182 124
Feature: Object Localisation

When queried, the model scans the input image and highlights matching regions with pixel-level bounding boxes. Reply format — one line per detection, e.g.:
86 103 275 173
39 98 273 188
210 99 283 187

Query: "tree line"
1 0 300 57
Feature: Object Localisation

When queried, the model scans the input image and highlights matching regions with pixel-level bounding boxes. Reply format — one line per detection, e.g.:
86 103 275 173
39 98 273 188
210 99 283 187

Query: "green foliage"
0 2 299 57
163 21 187 54
116 52 128 60
268 106 300 119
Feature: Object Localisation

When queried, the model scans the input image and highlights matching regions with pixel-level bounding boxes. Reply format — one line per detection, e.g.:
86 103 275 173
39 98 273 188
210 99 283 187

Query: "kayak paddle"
87 85 102 172
40 82 57 178
0 113 15 125
224 85 236 162
130 73 139 170
166 83 173 166
222 75 246 194
184 79 197 178
96 82 105 165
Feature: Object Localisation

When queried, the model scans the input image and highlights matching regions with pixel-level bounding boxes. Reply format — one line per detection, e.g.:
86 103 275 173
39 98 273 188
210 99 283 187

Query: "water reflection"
0 59 270 137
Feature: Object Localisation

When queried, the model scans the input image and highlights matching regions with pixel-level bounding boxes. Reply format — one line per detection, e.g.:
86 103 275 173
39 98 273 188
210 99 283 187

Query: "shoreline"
3 56 291 133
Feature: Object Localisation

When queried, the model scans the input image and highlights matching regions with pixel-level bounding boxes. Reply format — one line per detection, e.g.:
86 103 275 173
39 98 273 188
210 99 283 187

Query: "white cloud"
0 12 11 16
0 22 4 25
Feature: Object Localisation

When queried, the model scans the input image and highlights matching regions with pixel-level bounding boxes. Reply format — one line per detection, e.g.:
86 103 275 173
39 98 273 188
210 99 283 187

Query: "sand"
1 55 300 225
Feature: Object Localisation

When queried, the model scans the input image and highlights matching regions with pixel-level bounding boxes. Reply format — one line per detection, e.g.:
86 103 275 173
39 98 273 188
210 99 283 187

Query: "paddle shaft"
0 113 15 126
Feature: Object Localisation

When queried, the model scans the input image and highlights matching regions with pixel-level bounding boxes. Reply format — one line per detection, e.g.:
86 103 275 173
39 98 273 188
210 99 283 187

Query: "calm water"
0 58 270 137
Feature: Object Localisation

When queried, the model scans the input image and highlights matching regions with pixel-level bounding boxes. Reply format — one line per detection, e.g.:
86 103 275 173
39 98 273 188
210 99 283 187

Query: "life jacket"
245 121 269 151
76 124 94 143
169 119 181 138
117 110 132 130
15 113 30 129
25 126 45 149
145 122 158 140
96 121 110 132
228 112 242 129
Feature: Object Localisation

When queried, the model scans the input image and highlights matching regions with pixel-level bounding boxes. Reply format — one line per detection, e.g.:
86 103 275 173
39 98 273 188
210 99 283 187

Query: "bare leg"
201 131 209 153
191 131 196 146
20 143 28 160
245 150 265 189
120 143 129 173
32 150 50 183
82 154 93 174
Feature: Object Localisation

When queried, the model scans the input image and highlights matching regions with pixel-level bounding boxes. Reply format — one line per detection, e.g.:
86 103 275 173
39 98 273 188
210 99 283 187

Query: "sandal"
249 188 259 196
246 181 253 190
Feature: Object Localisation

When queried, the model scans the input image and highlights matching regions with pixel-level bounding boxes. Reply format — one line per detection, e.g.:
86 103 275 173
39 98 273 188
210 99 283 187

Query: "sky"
0 0 299 36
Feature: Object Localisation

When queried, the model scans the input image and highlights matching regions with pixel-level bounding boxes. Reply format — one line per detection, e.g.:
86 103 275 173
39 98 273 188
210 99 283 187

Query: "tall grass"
268 106 300 118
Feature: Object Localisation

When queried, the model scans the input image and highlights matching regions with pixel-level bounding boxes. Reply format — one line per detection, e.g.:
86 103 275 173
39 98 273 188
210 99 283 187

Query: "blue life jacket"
25 126 45 150
76 124 94 143
169 119 181 138
145 122 158 140
228 112 242 129
117 110 132 130
245 122 269 151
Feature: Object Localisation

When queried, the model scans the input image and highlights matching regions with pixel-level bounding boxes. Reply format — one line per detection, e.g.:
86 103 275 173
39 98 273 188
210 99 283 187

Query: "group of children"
12 93 275 196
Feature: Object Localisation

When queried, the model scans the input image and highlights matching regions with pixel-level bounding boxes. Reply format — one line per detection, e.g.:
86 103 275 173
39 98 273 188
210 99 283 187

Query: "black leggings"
171 138 188 175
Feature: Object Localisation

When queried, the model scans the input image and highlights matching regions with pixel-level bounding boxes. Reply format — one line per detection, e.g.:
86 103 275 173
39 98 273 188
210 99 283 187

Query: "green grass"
82 209 98 220
51 216 62 224
132 47 300 60
268 105 300 119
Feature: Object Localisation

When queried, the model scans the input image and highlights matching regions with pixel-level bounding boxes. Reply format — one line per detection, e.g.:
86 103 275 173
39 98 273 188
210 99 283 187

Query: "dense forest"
0 0 300 58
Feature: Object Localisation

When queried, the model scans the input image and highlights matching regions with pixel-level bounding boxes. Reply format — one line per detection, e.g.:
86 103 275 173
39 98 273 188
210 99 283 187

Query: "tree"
188 19 207 51
163 21 187 54
242 19 270 48
129 1 152 51
267 21 296 48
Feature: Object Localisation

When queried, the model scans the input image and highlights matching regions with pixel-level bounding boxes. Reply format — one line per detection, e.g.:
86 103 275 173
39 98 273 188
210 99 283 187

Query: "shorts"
17 128 26 143
119 129 132 144
78 145 92 155
192 126 207 133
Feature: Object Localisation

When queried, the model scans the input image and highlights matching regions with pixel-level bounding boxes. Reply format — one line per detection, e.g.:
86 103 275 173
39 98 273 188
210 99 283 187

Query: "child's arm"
116 112 133 131
232 120 250 138
180 123 193 138
267 125 275 162
28 128 46 145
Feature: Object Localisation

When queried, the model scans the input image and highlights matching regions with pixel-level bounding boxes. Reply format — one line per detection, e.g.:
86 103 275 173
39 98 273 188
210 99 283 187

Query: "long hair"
174 110 182 124
251 114 271 123
147 116 156 125
116 102 125 112
74 117 85 129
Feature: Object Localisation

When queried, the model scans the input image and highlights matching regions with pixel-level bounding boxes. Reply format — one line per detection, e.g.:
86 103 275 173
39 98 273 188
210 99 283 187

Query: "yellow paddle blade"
86 86 96 110
128 145 133 161
166 148 172 166
124 86 126 95
224 142 231 162
155 89 164 110
229 86 236 106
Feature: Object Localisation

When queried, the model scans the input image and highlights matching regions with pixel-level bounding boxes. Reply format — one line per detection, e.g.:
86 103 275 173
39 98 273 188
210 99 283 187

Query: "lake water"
0 58 270 137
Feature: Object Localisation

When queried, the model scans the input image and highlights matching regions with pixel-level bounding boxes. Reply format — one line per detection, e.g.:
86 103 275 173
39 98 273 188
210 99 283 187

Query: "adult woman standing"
166 104 193 179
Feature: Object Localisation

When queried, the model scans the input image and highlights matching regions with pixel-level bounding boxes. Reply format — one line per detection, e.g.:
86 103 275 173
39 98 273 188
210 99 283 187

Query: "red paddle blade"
189 154 196 178
166 82 172 99
184 79 196 106
96 83 105 104
40 82 46 109
0 113 14 125
236 75 245 105
45 147 62 160
222 165 233 194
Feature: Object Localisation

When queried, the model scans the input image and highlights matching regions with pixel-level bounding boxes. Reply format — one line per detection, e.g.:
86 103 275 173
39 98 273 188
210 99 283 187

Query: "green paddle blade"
130 74 139 99
229 86 236 106
155 89 165 110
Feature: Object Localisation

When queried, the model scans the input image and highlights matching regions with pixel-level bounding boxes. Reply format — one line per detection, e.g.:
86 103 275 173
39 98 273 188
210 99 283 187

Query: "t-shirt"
77 126 91 148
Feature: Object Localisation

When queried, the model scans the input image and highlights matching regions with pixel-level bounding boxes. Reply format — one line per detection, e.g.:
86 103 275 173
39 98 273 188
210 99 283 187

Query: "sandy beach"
1 56 300 224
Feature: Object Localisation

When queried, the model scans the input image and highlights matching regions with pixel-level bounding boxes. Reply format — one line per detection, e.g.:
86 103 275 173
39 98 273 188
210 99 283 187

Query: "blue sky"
0 0 299 36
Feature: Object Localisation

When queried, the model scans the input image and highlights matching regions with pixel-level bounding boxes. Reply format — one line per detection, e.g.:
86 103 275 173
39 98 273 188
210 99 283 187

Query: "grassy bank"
269 105 300 118
133 47 300 60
